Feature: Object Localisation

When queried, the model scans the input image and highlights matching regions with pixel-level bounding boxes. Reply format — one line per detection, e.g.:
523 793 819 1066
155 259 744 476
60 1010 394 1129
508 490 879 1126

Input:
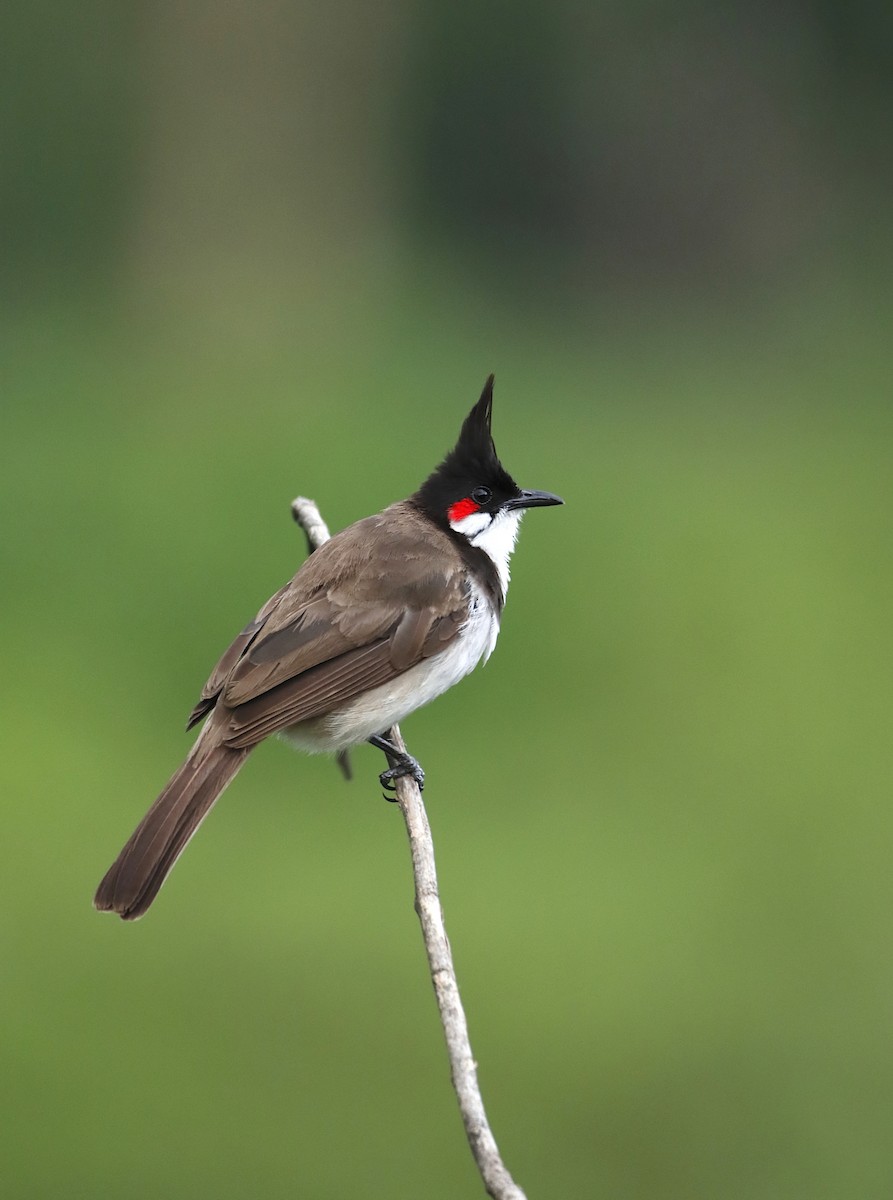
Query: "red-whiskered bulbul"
94 376 562 919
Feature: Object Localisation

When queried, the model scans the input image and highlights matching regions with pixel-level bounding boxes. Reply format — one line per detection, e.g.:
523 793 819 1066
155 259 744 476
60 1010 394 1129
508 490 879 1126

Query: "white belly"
280 587 499 754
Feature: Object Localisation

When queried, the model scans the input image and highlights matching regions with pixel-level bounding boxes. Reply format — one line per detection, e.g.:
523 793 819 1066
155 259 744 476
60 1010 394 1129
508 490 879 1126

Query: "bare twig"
290 496 331 556
291 496 527 1200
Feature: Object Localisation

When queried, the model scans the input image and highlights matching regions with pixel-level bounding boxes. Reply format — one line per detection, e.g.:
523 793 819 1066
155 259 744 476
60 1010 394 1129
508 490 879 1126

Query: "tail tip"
93 873 145 921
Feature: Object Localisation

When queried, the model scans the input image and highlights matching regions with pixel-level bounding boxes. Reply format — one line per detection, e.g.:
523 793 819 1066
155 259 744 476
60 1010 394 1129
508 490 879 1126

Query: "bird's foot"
379 754 425 795
368 734 425 801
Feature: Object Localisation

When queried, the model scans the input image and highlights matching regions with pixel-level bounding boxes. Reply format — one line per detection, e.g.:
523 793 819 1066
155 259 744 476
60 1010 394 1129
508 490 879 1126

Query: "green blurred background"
3 2 892 1197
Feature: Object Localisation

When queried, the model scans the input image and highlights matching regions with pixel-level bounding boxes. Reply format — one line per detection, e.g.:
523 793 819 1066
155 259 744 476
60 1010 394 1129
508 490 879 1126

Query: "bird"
94 376 563 919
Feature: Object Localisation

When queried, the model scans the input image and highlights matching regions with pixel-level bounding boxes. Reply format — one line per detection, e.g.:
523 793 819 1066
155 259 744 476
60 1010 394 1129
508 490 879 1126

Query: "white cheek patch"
469 509 523 597
449 510 491 538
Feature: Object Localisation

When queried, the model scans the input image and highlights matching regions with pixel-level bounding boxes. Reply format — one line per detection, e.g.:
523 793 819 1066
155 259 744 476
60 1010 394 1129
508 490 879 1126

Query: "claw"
379 757 425 792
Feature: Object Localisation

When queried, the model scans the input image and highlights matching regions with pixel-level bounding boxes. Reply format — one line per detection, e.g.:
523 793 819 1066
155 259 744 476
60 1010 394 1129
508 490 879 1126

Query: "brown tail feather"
94 724 251 920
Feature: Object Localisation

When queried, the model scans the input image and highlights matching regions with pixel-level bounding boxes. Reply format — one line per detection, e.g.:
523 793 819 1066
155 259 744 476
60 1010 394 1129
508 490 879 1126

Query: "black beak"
506 488 564 511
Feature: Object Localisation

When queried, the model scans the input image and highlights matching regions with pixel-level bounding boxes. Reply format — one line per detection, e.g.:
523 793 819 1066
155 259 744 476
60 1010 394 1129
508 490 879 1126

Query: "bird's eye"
471 486 492 505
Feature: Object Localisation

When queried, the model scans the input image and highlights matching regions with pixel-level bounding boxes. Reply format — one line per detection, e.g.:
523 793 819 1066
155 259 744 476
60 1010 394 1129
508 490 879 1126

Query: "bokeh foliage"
3 3 892 1198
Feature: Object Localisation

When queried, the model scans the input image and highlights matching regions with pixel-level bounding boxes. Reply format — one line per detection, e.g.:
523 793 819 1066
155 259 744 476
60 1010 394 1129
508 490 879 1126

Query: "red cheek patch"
448 497 480 523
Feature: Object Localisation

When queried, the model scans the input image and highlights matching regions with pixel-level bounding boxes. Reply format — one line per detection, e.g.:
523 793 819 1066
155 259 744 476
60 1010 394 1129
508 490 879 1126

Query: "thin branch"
291 495 527 1200
384 726 529 1200
290 496 331 556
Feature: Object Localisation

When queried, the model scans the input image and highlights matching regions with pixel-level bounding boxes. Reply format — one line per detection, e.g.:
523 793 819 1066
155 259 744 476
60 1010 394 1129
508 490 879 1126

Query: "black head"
413 376 563 536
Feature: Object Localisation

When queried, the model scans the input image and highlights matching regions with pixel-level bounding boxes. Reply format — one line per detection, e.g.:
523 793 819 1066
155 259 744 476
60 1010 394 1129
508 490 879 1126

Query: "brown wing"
189 502 469 747
224 604 464 749
220 593 382 705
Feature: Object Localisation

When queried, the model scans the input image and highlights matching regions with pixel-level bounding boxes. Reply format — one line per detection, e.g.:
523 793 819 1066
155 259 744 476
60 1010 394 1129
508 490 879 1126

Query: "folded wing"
186 504 469 750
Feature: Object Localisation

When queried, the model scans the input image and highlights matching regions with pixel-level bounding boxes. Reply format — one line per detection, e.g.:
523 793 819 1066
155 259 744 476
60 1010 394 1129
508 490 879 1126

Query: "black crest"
453 374 500 477
413 376 519 517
